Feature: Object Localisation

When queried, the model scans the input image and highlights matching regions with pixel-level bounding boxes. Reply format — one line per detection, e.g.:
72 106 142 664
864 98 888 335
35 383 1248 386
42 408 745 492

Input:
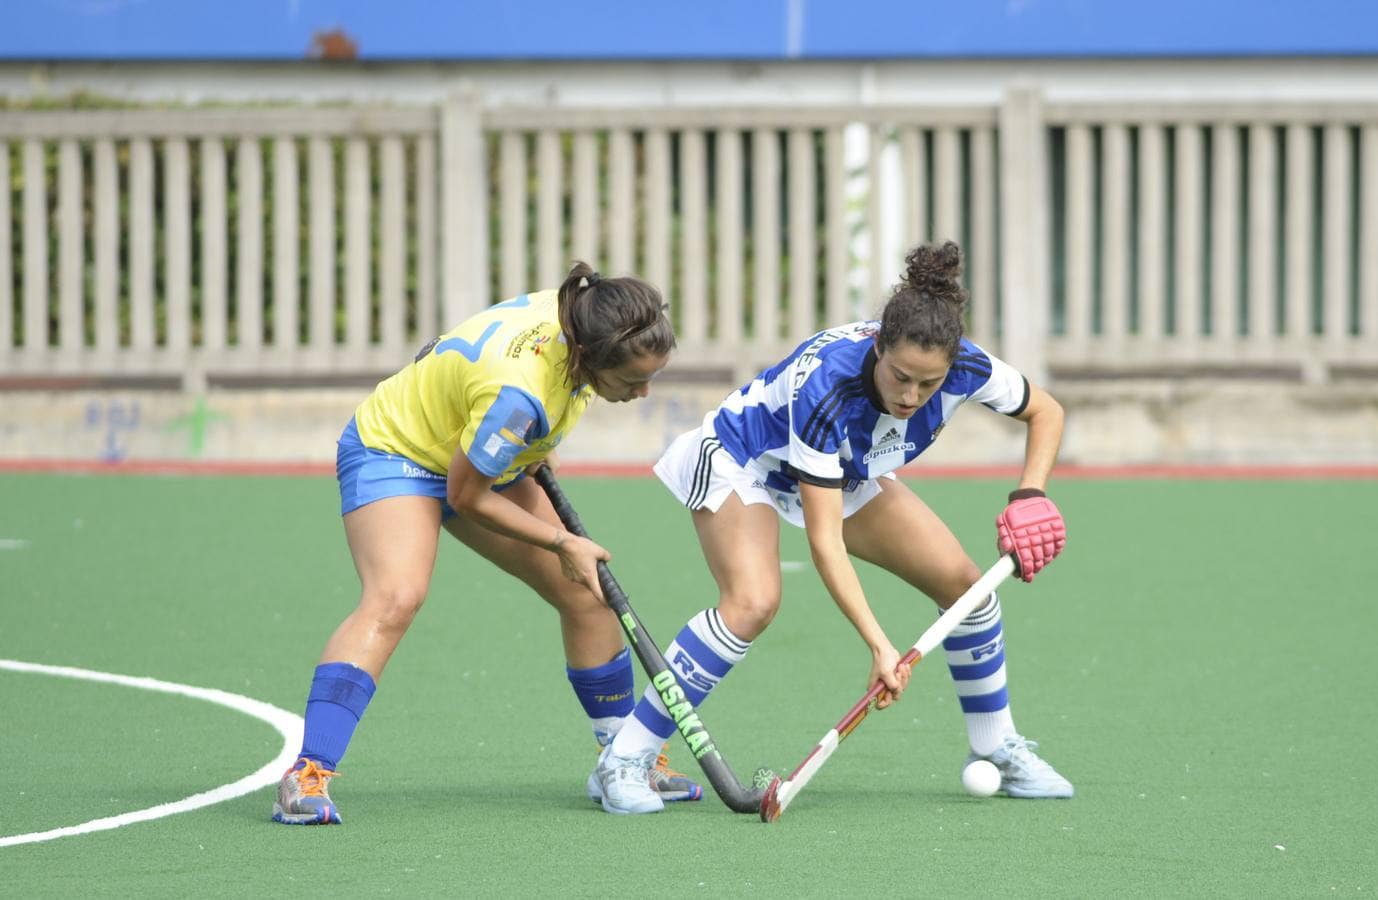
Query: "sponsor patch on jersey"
482 408 533 459
499 407 536 445
862 429 917 464
506 325 554 359
466 386 546 478
862 425 916 464
482 432 508 457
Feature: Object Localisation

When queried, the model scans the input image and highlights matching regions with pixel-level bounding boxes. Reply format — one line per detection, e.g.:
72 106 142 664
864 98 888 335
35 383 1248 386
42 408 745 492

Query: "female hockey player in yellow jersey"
273 262 700 824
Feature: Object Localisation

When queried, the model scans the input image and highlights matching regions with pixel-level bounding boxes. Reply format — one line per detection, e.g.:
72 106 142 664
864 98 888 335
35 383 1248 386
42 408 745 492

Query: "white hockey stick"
759 554 1018 822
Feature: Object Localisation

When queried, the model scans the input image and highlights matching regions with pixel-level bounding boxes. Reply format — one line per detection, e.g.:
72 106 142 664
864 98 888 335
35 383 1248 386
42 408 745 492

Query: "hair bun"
901 240 966 311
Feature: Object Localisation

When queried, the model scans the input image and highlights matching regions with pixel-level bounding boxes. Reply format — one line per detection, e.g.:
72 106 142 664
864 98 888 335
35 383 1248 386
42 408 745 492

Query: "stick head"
758 774 783 823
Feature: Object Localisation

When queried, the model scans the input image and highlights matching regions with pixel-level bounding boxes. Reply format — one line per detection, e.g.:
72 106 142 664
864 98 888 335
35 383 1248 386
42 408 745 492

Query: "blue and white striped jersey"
711 322 1029 490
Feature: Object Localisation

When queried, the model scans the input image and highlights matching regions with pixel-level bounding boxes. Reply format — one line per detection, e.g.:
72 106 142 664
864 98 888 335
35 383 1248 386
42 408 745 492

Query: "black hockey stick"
534 465 770 815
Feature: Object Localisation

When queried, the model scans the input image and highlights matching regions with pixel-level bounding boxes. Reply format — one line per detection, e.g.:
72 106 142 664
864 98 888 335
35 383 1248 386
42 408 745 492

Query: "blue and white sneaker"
968 734 1074 799
592 743 664 815
587 742 702 803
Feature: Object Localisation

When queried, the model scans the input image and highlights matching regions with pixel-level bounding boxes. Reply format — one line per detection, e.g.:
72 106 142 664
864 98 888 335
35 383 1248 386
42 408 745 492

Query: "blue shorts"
336 418 523 518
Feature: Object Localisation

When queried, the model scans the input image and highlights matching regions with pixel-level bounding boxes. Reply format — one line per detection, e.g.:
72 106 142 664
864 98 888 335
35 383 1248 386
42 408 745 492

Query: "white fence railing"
1044 100 1378 382
0 107 441 387
2 89 1375 388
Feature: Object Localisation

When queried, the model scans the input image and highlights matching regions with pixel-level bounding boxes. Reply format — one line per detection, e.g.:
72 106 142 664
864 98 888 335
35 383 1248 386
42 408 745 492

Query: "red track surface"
2 458 1376 479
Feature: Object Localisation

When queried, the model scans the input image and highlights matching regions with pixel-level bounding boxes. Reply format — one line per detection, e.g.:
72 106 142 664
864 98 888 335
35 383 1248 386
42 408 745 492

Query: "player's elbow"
446 483 485 517
1045 390 1064 419
1025 386 1064 428
1040 393 1064 428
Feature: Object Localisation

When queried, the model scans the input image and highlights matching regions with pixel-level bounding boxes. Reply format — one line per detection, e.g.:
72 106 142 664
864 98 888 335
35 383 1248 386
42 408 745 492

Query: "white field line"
0 659 304 848
0 539 31 550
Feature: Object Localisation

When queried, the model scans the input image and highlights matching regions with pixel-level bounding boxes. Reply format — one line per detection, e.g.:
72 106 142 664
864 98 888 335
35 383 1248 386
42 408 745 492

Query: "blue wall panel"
2 0 1375 60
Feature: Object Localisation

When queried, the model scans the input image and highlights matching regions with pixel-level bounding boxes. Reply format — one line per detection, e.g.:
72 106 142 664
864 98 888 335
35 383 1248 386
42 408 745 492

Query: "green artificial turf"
1 474 1374 896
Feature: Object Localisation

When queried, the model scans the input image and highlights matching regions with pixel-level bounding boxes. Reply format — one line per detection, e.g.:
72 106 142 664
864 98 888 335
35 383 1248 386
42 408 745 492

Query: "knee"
939 561 984 606
361 583 428 633
541 579 607 621
718 590 781 641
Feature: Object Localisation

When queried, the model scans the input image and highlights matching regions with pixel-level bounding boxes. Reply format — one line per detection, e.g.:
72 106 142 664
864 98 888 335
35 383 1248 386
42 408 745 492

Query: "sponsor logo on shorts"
401 461 444 480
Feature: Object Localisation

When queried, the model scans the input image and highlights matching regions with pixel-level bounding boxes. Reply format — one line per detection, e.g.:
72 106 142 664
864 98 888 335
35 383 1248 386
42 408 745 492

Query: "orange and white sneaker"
272 758 343 825
586 742 702 804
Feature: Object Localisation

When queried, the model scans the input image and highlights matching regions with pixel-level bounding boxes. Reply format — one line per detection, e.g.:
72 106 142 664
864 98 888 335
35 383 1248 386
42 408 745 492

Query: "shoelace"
997 736 1054 778
293 759 339 797
654 751 686 780
607 747 660 786
612 761 652 786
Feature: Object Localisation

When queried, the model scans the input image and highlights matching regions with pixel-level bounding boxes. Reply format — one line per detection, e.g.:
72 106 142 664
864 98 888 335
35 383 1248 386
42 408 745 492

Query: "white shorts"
653 418 892 529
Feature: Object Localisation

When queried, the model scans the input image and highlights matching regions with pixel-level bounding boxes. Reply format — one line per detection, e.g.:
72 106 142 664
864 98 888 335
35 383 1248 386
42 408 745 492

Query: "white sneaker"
587 742 702 803
968 734 1074 799
592 743 665 815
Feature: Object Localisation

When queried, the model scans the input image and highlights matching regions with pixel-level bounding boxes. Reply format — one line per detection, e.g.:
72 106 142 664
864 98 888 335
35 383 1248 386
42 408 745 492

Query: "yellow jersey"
353 290 594 485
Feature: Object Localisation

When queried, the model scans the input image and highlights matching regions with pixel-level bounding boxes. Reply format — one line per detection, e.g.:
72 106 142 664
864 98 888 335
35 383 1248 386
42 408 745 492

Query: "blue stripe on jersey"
800 379 865 451
715 402 792 467
710 328 1021 490
798 379 851 449
467 385 548 477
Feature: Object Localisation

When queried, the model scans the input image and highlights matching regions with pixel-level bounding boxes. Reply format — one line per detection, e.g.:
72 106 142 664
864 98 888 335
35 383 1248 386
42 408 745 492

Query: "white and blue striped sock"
610 608 750 758
943 593 1017 757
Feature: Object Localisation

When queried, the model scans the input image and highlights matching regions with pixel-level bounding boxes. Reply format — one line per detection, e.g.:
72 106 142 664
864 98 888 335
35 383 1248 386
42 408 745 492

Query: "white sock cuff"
687 608 751 664
950 592 1001 635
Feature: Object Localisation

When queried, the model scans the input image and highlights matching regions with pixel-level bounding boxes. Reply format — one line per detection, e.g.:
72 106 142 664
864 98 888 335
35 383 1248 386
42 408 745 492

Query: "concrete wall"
3 58 1376 469
4 379 1375 468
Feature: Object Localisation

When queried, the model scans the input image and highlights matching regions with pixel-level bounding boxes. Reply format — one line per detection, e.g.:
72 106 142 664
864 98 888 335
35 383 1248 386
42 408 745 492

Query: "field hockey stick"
534 465 772 815
759 553 1018 823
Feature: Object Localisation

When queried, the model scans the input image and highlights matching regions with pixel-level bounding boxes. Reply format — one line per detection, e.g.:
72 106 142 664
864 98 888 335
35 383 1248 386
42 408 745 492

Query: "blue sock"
567 648 635 745
299 662 377 770
943 593 1016 756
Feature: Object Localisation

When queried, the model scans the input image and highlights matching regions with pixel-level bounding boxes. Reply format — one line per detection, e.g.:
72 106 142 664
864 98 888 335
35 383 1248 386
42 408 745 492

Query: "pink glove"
996 489 1066 582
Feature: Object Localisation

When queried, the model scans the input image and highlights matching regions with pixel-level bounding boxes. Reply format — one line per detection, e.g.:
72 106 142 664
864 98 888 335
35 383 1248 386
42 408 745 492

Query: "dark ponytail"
877 240 968 359
556 261 675 389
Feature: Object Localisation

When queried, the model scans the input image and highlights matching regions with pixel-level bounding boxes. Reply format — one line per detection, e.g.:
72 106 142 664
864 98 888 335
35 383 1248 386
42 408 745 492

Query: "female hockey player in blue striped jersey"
591 240 1072 815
